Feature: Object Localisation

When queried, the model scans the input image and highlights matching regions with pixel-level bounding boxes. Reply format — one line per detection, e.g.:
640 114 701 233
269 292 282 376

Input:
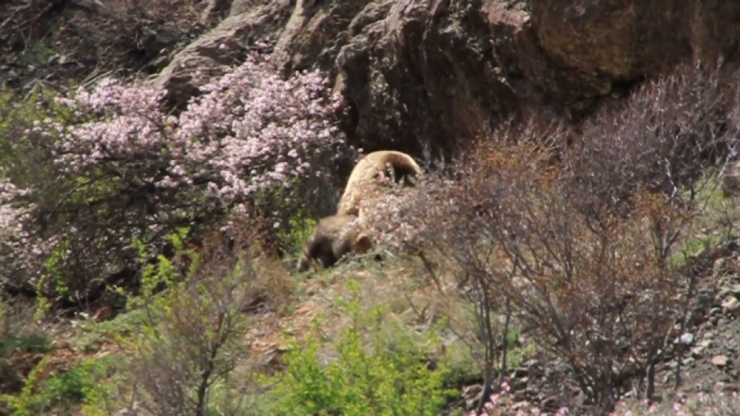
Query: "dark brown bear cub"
296 214 373 272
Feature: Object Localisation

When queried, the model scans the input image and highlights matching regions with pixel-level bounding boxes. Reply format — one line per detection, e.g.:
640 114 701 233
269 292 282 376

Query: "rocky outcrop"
151 0 295 109
152 0 740 156
496 0 740 115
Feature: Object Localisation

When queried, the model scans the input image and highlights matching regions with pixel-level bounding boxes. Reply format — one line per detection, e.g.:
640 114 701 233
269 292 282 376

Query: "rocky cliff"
152 0 740 157
2 0 738 156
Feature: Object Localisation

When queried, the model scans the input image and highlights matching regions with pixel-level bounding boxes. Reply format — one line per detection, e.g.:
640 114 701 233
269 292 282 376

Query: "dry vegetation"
362 61 740 414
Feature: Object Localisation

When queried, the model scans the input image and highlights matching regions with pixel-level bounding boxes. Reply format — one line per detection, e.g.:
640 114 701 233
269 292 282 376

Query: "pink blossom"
1 52 352 293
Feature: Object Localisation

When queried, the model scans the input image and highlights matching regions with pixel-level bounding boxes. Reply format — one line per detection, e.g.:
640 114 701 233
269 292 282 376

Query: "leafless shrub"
386 62 740 413
567 60 739 217
69 0 205 75
123 221 287 416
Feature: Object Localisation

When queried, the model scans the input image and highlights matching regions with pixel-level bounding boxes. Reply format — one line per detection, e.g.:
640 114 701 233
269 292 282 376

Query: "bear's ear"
354 234 373 253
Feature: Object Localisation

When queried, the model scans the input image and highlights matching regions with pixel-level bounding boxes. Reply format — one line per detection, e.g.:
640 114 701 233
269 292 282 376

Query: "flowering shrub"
610 390 740 415
359 184 422 249
0 53 349 307
53 55 343 214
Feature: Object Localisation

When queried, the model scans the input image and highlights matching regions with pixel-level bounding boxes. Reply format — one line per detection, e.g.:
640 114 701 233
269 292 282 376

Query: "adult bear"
336 150 422 217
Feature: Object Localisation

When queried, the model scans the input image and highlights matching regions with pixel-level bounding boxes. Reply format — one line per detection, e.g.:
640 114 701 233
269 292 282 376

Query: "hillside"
2 1 740 415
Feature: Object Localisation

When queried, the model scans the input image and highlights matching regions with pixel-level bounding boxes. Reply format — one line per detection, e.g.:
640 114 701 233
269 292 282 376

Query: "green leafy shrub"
265 287 455 416
0 355 116 416
279 208 318 257
0 334 51 359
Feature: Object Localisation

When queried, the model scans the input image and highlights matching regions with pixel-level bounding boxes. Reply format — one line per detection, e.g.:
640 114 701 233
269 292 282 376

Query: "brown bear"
336 150 422 217
296 214 374 272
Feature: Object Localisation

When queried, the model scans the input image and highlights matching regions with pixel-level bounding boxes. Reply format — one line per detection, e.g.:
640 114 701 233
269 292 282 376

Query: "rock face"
152 0 740 157
151 0 295 109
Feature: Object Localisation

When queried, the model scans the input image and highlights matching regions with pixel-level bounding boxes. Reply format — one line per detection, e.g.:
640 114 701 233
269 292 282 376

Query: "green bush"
265 286 456 416
0 355 116 416
0 334 51 358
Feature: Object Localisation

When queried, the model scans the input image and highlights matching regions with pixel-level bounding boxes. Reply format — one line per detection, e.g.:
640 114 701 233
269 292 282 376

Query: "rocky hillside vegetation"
3 0 740 415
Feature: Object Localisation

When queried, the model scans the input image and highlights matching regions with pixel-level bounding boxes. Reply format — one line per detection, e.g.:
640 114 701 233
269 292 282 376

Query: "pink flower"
3 52 353 290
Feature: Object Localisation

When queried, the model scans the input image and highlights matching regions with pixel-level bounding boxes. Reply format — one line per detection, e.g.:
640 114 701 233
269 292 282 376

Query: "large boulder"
333 0 518 157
